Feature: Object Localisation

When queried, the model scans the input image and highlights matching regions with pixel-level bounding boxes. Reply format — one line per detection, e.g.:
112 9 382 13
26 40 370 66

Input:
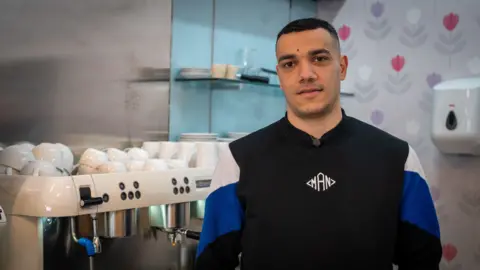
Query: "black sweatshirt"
195 110 442 270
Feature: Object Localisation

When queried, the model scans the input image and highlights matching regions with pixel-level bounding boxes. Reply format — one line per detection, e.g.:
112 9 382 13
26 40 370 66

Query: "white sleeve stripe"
404 145 426 179
209 144 240 193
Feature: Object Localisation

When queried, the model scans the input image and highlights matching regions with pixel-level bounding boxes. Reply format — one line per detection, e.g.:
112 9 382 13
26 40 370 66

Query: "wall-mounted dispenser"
431 77 480 155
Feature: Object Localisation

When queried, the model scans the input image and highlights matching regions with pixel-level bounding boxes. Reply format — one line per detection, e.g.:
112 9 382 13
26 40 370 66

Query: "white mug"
76 164 98 175
0 146 35 171
143 159 169 171
166 159 189 169
97 161 127 174
159 142 179 159
20 160 63 176
127 147 149 161
55 143 75 173
195 142 218 168
125 160 146 172
142 141 162 158
32 143 64 169
177 142 197 165
0 165 19 175
104 148 129 162
78 148 109 168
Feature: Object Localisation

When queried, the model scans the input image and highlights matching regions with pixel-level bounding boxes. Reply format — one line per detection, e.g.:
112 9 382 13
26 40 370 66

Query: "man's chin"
295 105 331 119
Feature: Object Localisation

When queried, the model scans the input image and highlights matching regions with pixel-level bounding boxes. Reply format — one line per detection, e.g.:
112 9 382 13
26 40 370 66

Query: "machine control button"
119 183 125 190
184 177 189 184
173 187 179 195
185 186 190 193
102 193 110 203
133 181 139 189
172 178 177 185
128 191 134 200
121 192 127 200
180 187 185 194
135 191 141 199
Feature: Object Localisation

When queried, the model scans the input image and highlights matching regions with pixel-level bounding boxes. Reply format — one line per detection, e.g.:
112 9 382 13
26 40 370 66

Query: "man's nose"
298 61 317 82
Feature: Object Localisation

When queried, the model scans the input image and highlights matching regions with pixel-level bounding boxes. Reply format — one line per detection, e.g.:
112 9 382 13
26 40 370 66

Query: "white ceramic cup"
77 164 98 175
195 142 218 168
0 164 19 175
0 146 35 171
177 142 196 164
159 141 178 159
20 160 63 176
11 142 36 152
97 161 127 174
32 143 64 169
54 143 74 173
142 141 162 158
143 159 169 171
104 148 129 162
127 147 149 161
125 160 146 172
166 159 189 169
78 148 109 168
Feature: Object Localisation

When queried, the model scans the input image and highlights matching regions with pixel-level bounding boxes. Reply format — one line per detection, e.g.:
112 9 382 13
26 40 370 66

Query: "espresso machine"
0 168 213 270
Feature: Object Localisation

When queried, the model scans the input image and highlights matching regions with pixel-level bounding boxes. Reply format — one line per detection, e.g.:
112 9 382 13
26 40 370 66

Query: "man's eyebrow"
277 54 296 62
309 48 331 56
277 48 332 62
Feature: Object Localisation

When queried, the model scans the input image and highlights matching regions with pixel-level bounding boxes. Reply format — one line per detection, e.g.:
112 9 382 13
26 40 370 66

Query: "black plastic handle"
79 187 104 208
185 230 201 240
80 197 104 208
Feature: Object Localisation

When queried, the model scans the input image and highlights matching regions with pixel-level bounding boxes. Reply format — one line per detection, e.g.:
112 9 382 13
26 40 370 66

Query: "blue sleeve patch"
196 182 245 258
401 171 440 239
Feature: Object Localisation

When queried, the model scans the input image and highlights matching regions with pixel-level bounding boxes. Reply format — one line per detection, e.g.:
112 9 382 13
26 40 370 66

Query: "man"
195 18 442 270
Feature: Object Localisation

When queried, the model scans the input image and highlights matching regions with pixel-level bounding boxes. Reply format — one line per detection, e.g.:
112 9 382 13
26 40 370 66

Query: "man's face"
276 28 348 118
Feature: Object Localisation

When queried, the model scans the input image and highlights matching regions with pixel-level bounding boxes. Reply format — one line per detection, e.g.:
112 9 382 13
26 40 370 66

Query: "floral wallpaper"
318 0 480 269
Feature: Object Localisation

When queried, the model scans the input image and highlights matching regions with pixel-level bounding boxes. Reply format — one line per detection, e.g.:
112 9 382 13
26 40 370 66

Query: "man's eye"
314 56 329 62
283 62 294 68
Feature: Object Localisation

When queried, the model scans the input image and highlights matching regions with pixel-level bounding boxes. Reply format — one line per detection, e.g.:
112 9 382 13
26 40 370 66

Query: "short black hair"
276 17 340 48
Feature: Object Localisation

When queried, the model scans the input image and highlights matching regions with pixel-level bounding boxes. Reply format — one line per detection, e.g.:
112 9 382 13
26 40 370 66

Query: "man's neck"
287 106 343 139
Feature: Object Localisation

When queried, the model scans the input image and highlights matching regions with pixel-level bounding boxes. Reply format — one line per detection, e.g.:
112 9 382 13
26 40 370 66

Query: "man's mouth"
297 88 323 95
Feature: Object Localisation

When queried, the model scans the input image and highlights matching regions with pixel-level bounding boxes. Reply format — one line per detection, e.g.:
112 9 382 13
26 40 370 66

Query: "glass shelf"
128 76 354 96
176 77 355 96
176 77 280 90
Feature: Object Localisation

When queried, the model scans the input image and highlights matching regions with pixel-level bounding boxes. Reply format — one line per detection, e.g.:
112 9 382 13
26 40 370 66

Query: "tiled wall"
168 0 317 140
317 0 480 269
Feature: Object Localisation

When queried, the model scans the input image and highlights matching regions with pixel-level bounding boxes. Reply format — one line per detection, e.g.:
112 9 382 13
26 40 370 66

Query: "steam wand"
152 226 201 245
70 215 102 270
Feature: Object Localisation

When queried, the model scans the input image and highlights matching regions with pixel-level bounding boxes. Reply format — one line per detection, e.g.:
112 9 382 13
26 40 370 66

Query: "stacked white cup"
0 142 75 177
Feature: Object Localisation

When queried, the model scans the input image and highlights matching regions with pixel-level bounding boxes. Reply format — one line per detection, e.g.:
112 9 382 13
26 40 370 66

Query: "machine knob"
79 187 104 208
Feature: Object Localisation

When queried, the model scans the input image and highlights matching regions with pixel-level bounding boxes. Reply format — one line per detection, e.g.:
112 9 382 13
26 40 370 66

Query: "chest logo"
306 172 336 192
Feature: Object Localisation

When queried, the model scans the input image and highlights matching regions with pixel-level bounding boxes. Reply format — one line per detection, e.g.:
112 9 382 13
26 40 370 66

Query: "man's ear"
340 55 348 81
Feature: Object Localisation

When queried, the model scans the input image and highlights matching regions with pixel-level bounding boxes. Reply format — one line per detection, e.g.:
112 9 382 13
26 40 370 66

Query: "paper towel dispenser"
431 77 480 155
